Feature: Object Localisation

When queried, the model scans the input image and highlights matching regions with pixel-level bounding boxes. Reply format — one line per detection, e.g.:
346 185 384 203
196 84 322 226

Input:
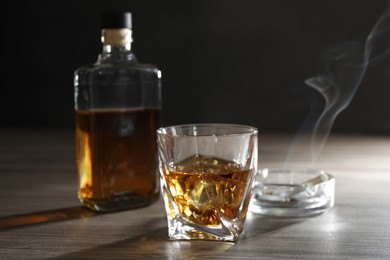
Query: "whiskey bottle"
74 12 162 211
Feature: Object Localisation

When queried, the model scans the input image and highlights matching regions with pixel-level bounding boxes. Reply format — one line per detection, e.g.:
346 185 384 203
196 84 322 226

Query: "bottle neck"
102 28 132 52
98 28 136 63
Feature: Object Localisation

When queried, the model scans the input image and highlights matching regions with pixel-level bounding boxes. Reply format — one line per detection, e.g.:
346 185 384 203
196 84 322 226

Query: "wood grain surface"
0 129 389 259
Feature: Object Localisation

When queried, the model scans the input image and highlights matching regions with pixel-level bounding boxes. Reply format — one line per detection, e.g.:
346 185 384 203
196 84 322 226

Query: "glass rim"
157 123 258 137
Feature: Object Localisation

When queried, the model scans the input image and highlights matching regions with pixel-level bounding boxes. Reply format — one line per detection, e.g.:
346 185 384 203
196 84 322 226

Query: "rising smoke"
285 8 390 168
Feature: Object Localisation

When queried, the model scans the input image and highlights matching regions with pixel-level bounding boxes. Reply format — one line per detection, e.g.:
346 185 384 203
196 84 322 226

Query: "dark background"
1 0 389 133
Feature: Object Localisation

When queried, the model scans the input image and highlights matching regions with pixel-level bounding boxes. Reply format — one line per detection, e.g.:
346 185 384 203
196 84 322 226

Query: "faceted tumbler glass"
157 124 258 241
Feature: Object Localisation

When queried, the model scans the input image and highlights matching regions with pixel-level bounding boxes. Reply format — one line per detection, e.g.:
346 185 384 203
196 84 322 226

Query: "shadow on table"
52 215 305 259
243 213 307 239
0 206 97 230
53 225 236 259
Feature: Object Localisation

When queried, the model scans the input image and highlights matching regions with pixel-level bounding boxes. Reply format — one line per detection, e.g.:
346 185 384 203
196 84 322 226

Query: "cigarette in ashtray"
254 169 329 202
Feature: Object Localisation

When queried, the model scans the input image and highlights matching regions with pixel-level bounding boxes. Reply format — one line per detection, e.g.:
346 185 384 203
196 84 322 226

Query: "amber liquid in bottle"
76 108 161 211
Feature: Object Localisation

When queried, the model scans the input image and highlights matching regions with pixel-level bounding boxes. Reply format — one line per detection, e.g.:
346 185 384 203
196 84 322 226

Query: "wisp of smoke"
286 8 390 168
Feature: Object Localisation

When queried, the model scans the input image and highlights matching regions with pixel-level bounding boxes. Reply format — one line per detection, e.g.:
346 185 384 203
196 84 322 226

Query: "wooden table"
0 129 389 259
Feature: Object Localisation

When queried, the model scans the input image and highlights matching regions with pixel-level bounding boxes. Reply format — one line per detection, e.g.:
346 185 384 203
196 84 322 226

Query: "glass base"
249 169 335 217
166 215 244 242
161 184 248 242
79 193 159 212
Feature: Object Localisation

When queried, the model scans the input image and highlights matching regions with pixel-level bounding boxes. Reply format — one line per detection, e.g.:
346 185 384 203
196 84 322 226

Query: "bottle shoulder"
74 64 93 73
75 62 160 75
74 64 161 88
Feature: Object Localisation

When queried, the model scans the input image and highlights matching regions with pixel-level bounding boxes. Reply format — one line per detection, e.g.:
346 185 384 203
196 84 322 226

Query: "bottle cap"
102 12 132 29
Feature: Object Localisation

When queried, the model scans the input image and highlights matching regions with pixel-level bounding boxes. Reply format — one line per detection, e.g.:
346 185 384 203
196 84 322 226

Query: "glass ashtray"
249 168 335 217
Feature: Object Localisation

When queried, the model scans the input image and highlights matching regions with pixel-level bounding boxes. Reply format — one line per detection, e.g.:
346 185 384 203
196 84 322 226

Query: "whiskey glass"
157 124 258 241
